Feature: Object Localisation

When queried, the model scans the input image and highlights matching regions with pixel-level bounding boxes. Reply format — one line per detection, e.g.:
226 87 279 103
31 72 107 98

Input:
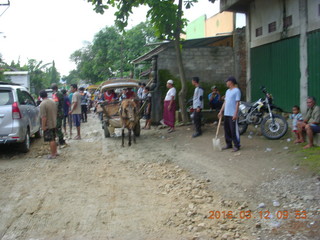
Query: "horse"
119 99 139 147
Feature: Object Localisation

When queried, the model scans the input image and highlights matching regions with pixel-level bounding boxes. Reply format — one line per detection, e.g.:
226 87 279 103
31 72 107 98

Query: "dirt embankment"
0 113 319 240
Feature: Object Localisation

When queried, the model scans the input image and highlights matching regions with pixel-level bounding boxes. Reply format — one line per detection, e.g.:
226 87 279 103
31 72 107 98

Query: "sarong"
163 100 176 128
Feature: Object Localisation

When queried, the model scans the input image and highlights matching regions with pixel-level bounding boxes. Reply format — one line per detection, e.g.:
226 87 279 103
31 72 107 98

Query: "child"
290 105 303 143
142 86 152 130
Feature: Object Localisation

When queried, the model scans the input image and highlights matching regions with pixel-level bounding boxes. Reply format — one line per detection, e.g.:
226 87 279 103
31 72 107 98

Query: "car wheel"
20 130 31 153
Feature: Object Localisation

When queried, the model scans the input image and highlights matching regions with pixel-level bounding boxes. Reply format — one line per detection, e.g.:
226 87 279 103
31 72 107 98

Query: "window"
22 91 36 106
284 15 292 28
0 90 13 106
268 21 276 33
17 89 35 106
256 27 263 37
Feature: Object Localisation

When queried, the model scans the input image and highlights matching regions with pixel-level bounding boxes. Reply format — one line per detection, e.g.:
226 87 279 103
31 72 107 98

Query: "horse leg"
133 127 136 144
122 128 125 147
128 129 131 147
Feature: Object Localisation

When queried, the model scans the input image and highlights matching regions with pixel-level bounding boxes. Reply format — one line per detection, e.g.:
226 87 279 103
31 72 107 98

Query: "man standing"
51 83 65 145
297 96 320 148
79 87 88 123
68 89 74 138
61 89 70 137
39 90 58 159
191 77 204 138
218 76 241 152
69 84 82 140
163 79 176 133
137 82 144 100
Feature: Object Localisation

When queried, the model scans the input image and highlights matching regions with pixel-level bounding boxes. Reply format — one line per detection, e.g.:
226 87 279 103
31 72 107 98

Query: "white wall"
308 0 320 32
250 0 300 48
4 72 30 90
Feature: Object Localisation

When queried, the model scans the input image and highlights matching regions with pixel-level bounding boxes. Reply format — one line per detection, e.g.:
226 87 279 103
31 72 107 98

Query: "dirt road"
0 113 319 239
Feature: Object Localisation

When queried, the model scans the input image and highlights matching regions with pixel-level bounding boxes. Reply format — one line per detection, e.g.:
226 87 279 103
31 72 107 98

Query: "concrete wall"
206 11 234 36
157 46 234 84
308 0 320 32
248 0 320 48
3 71 30 90
186 15 206 39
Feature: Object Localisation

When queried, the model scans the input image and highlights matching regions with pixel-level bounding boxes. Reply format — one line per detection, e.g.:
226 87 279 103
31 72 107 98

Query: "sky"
0 0 241 76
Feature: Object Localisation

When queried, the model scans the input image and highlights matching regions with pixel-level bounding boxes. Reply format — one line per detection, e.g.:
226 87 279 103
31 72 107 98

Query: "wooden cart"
98 79 145 138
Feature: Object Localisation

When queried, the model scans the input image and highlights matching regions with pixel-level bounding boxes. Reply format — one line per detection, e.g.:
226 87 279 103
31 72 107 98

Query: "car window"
22 91 36 106
16 89 36 106
17 89 25 105
0 90 14 106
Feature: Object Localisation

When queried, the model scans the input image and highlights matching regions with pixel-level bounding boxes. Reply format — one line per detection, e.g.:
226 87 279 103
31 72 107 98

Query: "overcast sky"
0 0 232 76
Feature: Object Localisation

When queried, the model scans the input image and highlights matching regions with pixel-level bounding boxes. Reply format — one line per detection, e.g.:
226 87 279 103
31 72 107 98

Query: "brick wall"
157 46 234 84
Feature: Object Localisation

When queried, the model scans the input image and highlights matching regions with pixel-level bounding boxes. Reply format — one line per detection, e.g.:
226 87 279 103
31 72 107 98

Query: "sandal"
73 136 81 140
168 128 175 133
47 155 56 159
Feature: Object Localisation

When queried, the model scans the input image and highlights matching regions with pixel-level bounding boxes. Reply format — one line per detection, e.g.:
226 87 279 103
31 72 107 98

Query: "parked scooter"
238 87 288 139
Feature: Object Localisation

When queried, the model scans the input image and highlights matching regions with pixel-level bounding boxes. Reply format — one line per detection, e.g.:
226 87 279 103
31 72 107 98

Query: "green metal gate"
308 30 320 99
251 37 300 112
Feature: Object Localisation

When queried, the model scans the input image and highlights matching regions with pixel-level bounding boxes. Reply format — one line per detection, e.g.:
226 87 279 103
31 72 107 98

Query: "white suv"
0 82 41 152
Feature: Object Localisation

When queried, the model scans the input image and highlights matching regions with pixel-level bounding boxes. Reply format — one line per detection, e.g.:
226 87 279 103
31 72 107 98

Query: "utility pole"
0 0 10 17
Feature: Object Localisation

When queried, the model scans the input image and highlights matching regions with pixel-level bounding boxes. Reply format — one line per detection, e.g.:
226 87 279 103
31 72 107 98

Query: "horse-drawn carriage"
98 79 144 141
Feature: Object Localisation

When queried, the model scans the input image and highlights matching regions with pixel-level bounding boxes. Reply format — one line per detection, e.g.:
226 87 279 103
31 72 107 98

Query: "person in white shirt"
137 82 144 100
192 77 204 138
218 76 241 152
163 79 176 133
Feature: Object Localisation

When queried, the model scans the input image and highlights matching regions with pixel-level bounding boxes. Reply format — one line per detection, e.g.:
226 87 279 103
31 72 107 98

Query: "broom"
213 116 222 151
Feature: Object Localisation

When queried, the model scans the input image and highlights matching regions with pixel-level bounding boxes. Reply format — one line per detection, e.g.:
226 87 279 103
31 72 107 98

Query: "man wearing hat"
218 76 241 152
163 79 176 133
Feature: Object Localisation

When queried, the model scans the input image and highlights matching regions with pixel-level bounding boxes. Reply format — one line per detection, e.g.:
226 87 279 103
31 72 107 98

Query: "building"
3 71 30 90
186 12 235 39
132 33 246 122
221 0 320 112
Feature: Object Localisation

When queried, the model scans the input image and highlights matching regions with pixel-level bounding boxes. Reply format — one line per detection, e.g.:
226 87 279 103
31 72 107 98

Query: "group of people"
163 76 320 151
290 97 320 149
162 76 241 152
39 78 319 158
39 83 84 159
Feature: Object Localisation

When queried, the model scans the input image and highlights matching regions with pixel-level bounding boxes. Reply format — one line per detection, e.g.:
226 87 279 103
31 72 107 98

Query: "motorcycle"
238 87 288 140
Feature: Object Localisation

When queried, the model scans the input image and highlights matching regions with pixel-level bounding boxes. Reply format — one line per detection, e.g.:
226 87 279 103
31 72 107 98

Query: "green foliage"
69 22 156 83
62 70 81 85
47 61 60 85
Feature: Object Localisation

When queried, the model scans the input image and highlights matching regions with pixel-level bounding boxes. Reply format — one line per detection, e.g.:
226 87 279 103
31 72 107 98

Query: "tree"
87 0 215 123
62 70 81 85
70 22 156 83
27 59 52 94
47 60 60 85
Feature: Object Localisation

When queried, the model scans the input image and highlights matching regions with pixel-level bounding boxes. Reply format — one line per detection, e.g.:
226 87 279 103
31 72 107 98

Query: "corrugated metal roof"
132 35 232 64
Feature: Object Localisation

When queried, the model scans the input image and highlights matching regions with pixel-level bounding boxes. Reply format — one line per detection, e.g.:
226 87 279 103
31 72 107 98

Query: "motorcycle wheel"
238 112 248 135
261 114 288 140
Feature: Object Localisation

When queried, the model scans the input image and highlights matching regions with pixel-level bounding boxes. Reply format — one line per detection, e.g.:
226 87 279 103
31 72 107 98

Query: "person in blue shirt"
208 86 223 110
218 76 241 152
